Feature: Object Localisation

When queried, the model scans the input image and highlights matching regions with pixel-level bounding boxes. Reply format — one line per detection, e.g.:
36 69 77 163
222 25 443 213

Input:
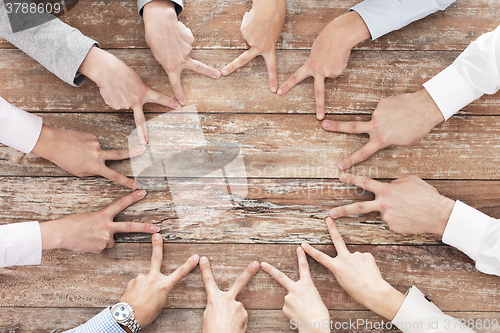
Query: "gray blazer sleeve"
0 0 98 87
137 0 183 17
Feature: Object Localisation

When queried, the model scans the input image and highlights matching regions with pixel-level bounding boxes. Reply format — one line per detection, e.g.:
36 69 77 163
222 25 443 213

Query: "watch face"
111 303 132 323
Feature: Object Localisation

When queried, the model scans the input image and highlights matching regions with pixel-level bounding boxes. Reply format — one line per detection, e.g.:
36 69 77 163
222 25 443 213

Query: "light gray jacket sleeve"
137 0 183 17
0 0 98 87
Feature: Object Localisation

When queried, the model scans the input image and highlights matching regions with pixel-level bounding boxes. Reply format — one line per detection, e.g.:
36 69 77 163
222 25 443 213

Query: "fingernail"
297 246 303 253
151 225 160 232
323 121 330 129
221 69 229 76
174 102 181 109
330 209 338 217
192 254 200 262
139 136 147 145
154 233 162 240
277 89 283 95
339 173 346 181
271 86 277 93
137 189 147 197
261 262 269 268
179 99 185 106
252 261 260 268
338 163 346 171
136 145 146 154
133 181 142 189
317 113 324 120
326 217 334 225
200 256 208 264
301 242 309 248
213 70 221 78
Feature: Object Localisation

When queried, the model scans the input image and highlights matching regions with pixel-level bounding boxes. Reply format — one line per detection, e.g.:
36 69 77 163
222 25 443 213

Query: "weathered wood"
0 0 499 51
2 308 500 333
2 49 500 115
0 244 498 311
1 177 499 245
1 113 500 180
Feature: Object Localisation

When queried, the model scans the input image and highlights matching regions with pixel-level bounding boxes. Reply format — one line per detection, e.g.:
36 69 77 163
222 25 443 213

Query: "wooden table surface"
1 0 500 332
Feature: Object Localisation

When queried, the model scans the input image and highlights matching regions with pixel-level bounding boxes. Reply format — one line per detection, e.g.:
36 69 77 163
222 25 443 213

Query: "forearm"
364 280 406 321
330 11 371 49
0 0 97 86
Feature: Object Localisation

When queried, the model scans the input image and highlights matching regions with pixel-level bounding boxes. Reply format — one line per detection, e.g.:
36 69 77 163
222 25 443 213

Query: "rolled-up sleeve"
0 221 42 267
351 0 456 40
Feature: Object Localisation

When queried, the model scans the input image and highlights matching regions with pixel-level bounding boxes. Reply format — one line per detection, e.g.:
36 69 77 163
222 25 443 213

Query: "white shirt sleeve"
0 96 42 154
442 201 500 276
392 286 475 333
423 25 500 120
351 0 455 40
0 221 42 267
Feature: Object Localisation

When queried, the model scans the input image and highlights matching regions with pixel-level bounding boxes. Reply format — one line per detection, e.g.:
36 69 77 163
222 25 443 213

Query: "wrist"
39 220 64 251
434 196 455 238
365 281 405 321
78 47 112 87
143 0 177 23
32 125 58 161
331 11 370 48
414 88 445 127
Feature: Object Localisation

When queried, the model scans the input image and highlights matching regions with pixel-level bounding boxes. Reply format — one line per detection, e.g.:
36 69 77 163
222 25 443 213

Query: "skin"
32 125 144 189
120 233 200 328
143 0 221 105
39 190 159 253
201 257 260 333
322 88 445 170
302 218 406 321
78 46 180 145
330 173 455 237
278 11 371 120
261 247 330 333
221 0 286 93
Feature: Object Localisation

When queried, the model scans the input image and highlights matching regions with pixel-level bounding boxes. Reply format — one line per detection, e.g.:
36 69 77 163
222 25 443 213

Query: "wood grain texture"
1 113 500 179
2 308 500 333
0 177 499 245
0 244 498 311
0 0 499 51
2 49 500 115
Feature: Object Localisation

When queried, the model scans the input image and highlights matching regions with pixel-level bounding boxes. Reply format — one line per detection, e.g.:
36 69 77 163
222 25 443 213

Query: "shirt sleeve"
351 0 455 40
392 286 476 333
0 96 42 154
442 201 500 276
137 0 183 17
0 221 42 268
63 308 127 333
423 25 500 120
0 0 98 87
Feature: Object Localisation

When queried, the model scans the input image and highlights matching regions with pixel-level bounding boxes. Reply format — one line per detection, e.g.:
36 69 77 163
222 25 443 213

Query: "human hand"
221 0 286 93
261 247 330 333
120 233 200 327
39 190 159 253
278 11 370 120
301 218 406 321
78 46 180 144
201 257 260 333
322 88 444 170
330 173 455 237
32 125 144 189
143 0 220 105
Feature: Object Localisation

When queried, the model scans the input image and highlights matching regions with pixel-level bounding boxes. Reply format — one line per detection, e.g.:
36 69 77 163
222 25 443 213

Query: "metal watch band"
123 315 141 333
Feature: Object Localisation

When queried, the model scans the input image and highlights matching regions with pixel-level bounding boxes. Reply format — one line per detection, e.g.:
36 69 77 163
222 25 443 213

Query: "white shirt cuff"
423 65 480 120
0 221 42 267
442 201 491 262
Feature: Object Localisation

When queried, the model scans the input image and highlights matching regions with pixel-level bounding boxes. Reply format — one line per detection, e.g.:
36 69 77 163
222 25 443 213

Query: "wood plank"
0 244 498 311
0 0 498 51
1 177 499 245
1 113 500 180
2 49 500 115
2 308 499 333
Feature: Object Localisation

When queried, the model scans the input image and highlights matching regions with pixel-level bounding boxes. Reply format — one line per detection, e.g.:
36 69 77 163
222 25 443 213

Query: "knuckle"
356 202 364 212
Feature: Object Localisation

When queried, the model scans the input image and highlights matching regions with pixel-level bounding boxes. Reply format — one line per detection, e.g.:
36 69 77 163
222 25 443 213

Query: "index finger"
314 76 325 120
300 242 334 270
99 166 140 190
337 140 381 171
263 51 278 93
228 261 260 299
277 64 311 96
325 218 349 256
199 256 219 298
167 71 186 106
260 261 294 291
104 145 146 161
149 233 164 274
164 254 200 289
221 48 259 76
145 89 181 110
322 119 372 135
296 247 312 281
103 190 147 218
132 104 147 145
185 58 221 79
338 173 386 193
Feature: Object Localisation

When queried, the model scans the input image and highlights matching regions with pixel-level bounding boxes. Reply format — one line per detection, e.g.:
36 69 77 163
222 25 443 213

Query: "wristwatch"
110 302 142 333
